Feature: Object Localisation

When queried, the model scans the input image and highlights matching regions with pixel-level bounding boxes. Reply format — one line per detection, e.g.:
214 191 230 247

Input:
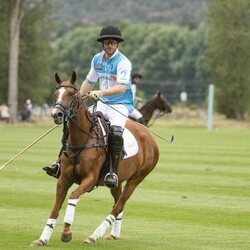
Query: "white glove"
89 90 103 101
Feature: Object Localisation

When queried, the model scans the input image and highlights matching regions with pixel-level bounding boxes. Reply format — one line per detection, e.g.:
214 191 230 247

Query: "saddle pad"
98 118 138 159
123 128 139 159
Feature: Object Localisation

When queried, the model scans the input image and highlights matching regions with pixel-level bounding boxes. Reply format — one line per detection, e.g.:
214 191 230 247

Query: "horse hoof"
105 234 117 240
61 231 72 242
30 239 45 247
84 235 96 244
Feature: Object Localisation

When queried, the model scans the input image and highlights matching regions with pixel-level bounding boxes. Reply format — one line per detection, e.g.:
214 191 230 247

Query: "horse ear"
71 71 77 84
156 89 161 96
55 72 62 84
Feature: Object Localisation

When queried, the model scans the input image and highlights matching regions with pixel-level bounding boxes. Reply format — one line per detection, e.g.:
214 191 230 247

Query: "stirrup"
43 162 60 178
104 172 118 188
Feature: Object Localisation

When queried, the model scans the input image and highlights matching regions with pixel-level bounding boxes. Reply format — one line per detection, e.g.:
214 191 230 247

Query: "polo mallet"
0 124 59 171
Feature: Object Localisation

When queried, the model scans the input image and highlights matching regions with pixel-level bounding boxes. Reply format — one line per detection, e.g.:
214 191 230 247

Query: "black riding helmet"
97 25 124 43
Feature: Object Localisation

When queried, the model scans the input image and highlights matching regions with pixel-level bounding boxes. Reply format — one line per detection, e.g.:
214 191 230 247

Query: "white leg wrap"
91 214 116 240
40 218 57 244
111 211 123 238
64 198 79 225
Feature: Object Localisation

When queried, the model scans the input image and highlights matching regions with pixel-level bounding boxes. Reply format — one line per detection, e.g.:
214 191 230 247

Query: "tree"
0 0 54 122
207 0 250 119
51 26 100 83
19 1 54 106
52 24 209 102
0 1 10 104
8 0 23 123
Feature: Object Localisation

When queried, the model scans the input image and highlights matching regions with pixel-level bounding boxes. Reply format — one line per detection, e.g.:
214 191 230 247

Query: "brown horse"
130 91 172 126
31 71 159 247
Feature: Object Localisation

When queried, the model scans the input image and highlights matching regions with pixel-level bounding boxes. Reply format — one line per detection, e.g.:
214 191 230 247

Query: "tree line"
0 0 249 122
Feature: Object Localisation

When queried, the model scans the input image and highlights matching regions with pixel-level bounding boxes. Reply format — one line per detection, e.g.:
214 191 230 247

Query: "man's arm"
101 84 126 96
80 80 94 96
80 80 126 98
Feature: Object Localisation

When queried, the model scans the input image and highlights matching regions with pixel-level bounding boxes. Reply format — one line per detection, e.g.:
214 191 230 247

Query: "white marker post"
207 84 214 131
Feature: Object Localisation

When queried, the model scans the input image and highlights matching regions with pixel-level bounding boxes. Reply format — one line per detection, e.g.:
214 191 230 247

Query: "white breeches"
95 102 129 128
129 108 143 120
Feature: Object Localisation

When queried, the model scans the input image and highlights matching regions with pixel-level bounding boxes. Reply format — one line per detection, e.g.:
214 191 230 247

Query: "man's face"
133 76 141 84
102 39 118 57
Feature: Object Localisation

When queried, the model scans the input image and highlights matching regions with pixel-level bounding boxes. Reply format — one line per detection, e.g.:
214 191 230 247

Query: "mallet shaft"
0 124 59 170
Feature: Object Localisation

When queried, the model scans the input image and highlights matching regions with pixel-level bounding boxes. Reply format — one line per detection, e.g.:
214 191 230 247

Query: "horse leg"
84 180 140 243
31 178 71 247
106 184 123 240
61 175 96 243
106 211 123 240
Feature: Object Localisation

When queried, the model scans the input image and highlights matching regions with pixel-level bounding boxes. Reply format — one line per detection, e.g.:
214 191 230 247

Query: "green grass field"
0 120 249 250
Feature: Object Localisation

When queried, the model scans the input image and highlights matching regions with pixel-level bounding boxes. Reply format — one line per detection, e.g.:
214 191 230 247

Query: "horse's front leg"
61 174 96 243
31 177 71 247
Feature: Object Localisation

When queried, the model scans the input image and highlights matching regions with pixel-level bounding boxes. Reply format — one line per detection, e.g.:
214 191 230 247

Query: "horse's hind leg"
106 211 123 240
106 184 123 240
84 180 140 243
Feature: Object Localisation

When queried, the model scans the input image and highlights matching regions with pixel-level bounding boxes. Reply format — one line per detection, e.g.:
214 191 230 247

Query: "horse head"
51 71 82 124
154 90 172 114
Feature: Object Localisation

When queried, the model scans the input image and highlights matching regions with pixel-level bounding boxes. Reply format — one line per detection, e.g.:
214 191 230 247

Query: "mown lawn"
0 120 249 250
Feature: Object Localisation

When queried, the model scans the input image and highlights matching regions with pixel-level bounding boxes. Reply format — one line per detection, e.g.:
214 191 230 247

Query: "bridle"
53 84 85 120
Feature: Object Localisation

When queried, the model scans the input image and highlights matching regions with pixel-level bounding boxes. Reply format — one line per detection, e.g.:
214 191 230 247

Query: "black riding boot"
104 125 124 188
43 160 60 178
43 147 63 179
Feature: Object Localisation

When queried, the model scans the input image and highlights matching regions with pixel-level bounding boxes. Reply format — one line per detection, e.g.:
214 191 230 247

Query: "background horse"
31 71 159 246
130 90 172 126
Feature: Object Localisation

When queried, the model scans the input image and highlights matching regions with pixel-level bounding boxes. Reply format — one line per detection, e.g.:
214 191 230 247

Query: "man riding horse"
43 25 134 188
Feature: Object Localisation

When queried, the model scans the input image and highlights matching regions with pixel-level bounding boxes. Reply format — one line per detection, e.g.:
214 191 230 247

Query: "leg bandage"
64 198 79 225
40 218 57 244
92 214 116 240
111 211 123 238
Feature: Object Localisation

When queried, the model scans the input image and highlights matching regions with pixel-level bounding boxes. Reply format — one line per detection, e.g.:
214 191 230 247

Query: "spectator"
24 99 33 122
0 103 10 123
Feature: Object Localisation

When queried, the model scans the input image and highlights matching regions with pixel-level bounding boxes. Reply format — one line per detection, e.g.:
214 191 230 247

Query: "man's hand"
89 90 103 101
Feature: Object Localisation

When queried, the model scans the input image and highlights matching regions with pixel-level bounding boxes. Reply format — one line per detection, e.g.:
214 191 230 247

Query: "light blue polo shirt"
86 49 134 112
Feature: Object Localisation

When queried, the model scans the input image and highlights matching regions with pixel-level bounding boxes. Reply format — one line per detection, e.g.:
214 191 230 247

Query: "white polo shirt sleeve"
86 57 99 84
